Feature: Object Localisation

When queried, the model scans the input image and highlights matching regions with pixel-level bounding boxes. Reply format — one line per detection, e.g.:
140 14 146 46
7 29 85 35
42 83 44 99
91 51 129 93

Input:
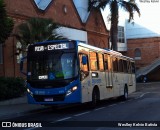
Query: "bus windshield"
28 52 78 81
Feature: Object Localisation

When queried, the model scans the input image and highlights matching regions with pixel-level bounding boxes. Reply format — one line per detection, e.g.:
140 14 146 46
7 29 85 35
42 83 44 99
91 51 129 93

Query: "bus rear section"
77 43 136 106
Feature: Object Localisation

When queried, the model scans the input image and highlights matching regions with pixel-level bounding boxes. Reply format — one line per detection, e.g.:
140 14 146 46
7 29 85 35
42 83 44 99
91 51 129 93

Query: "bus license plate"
44 98 54 102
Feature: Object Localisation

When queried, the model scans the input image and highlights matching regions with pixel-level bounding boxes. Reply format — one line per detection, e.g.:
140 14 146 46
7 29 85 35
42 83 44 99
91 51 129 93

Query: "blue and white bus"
21 40 136 107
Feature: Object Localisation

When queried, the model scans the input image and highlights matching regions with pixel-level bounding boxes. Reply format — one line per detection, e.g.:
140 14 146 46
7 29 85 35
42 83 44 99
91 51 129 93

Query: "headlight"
66 86 78 96
27 88 33 96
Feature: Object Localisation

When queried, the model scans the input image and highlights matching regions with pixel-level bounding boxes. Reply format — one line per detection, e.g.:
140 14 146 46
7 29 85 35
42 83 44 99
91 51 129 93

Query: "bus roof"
77 42 134 61
34 40 134 61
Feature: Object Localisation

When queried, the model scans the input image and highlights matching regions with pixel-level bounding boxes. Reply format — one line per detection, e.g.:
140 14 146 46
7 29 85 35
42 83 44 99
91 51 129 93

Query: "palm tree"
0 0 14 44
16 17 65 48
88 0 140 51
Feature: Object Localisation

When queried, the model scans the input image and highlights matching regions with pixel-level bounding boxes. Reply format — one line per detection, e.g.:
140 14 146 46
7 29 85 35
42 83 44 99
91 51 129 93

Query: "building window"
0 44 3 64
118 26 125 43
134 48 141 60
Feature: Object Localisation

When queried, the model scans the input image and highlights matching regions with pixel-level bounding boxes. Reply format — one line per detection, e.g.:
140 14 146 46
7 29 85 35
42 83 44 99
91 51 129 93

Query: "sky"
102 0 160 34
33 0 160 34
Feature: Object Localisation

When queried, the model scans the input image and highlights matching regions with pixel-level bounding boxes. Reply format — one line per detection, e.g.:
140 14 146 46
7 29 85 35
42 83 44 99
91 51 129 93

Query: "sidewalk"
0 95 46 120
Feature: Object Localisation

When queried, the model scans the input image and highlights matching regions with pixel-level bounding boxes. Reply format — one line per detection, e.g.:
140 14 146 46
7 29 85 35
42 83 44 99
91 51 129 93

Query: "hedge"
0 77 26 101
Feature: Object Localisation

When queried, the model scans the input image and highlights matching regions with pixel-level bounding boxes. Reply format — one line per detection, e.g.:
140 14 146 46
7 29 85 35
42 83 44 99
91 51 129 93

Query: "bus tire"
122 86 128 100
91 88 99 108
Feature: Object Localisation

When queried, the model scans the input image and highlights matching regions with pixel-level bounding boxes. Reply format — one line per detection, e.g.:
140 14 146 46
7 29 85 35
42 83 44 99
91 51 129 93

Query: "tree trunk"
110 0 118 51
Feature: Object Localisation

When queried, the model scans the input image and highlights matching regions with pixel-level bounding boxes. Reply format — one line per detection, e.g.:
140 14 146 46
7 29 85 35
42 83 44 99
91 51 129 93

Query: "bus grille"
33 94 65 102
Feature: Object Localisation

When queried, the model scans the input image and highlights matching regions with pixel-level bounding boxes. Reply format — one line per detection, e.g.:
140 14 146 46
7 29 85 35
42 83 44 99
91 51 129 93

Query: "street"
1 82 160 130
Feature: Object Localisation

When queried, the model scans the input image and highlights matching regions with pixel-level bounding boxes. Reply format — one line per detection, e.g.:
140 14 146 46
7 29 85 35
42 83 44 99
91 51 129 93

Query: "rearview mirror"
20 56 27 76
20 60 24 71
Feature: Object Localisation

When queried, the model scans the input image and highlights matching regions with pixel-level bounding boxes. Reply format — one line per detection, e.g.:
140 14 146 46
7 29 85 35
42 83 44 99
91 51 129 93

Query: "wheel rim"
124 89 128 99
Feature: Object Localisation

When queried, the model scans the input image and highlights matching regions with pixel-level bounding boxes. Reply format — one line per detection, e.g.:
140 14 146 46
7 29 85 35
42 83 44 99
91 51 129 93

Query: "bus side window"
128 61 132 74
98 53 104 71
89 51 98 71
79 54 89 81
104 54 109 71
113 57 118 72
131 62 135 73
123 60 128 73
118 59 123 72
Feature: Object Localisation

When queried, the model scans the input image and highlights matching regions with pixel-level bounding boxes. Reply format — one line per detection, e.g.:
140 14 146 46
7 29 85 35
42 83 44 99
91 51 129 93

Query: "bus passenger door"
104 54 113 98
104 54 113 87
79 53 90 103
108 55 113 87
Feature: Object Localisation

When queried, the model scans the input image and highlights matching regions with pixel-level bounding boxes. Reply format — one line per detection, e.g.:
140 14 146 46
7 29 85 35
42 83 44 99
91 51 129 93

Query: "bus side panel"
112 73 121 97
81 74 91 103
128 74 136 94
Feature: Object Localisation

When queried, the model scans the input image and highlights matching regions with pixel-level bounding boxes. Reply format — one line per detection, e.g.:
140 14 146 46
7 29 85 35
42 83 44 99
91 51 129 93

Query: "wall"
1 0 109 77
126 37 160 69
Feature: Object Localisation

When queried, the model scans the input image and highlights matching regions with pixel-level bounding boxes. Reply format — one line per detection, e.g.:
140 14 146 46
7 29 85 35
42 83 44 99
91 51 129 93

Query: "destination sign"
34 43 73 52
48 44 68 50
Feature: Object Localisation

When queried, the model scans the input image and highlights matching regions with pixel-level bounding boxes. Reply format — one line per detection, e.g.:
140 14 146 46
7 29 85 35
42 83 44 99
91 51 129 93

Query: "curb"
0 95 27 106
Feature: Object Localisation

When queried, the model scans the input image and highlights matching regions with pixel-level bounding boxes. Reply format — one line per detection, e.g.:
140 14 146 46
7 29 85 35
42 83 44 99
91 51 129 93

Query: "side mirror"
20 56 27 76
82 56 87 65
20 60 24 72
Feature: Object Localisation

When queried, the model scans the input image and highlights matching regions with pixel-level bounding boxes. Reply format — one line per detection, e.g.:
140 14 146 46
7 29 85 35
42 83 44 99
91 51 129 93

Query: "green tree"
88 0 140 51
16 17 65 48
0 0 14 44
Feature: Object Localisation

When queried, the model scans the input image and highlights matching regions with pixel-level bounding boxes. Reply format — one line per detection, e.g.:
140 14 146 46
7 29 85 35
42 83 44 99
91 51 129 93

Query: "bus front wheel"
91 88 99 108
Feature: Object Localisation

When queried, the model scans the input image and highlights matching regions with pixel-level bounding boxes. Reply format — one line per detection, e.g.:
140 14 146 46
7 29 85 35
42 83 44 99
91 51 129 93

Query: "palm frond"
88 0 111 11
120 0 140 22
16 17 65 46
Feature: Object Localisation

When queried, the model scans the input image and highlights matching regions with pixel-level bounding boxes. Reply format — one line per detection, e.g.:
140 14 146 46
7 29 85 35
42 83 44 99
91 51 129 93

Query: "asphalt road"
2 82 160 130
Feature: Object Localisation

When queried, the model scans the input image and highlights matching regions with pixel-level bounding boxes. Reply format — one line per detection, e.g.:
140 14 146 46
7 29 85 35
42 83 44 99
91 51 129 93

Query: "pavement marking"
119 101 125 104
134 97 140 100
54 116 72 122
134 92 160 100
127 99 134 102
139 92 150 98
108 104 117 107
74 111 90 117
94 107 106 111
25 127 37 130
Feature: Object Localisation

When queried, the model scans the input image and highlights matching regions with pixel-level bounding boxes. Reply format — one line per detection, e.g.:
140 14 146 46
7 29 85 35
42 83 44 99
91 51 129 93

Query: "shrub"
0 77 26 101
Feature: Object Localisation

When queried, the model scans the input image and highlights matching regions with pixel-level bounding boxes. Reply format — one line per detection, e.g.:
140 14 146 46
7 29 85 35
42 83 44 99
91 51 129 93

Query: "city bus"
21 40 136 107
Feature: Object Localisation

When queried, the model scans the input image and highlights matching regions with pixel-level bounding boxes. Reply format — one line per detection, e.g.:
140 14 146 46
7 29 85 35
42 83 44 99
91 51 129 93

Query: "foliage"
15 17 65 47
0 0 14 44
88 0 140 51
0 77 26 101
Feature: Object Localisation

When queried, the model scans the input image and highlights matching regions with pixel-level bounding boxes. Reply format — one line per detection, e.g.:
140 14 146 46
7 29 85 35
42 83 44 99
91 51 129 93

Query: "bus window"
104 54 109 70
131 62 136 73
98 53 104 71
89 51 98 71
128 61 131 73
79 53 89 80
123 60 128 73
113 57 118 72
118 59 123 72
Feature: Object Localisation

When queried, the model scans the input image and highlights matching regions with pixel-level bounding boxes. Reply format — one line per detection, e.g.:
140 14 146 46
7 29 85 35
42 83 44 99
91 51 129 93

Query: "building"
0 0 109 77
125 21 160 81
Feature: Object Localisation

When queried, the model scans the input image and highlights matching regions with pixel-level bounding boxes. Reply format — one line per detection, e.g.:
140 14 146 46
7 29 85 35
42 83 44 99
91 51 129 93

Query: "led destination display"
34 42 74 52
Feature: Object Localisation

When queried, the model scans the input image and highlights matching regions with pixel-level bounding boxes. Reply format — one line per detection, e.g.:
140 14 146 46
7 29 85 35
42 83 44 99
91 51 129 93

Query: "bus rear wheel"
122 86 128 100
